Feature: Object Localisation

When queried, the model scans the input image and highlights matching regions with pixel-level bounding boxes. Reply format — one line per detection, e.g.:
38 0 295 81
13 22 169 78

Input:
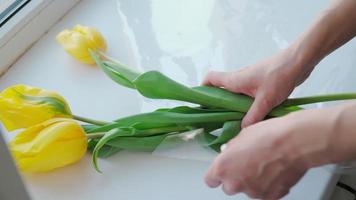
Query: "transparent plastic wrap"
152 128 219 162
153 122 356 175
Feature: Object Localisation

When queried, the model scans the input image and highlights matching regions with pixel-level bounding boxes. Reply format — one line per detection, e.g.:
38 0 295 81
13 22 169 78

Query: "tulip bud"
0 85 72 131
56 24 107 64
10 118 87 173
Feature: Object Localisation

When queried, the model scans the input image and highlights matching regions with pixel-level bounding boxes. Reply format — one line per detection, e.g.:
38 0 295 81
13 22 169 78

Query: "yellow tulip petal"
57 24 107 64
15 138 87 172
10 118 87 173
0 85 72 131
11 118 80 154
73 25 107 51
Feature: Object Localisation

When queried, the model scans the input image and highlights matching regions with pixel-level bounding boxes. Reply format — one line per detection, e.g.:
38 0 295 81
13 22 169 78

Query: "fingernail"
241 116 254 128
241 120 248 129
220 144 227 152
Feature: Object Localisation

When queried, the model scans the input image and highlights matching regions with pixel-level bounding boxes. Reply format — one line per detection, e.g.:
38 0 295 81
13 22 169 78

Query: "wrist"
277 43 318 87
286 42 319 85
326 102 356 163
284 103 356 169
281 109 336 169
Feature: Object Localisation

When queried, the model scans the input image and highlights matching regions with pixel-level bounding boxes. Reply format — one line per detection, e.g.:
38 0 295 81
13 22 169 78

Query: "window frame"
0 0 30 27
0 0 81 75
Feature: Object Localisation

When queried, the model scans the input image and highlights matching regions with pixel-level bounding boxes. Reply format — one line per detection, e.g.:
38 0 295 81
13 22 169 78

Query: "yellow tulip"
0 85 72 131
10 118 87 173
56 24 107 64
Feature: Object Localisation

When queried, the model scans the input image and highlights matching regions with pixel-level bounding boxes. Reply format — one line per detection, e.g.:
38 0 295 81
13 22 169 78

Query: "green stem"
73 115 108 126
87 132 106 139
282 93 356 107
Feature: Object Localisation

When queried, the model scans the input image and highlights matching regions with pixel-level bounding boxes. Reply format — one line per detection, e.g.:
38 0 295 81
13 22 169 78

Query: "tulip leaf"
92 125 191 172
92 128 124 172
104 60 140 83
281 93 356 107
132 71 293 117
156 106 229 114
88 139 121 158
82 124 100 132
98 50 142 82
87 138 97 150
208 121 241 146
203 132 217 144
93 51 300 117
96 146 122 158
114 111 244 126
90 50 139 89
86 111 244 133
129 124 191 136
103 63 136 89
203 133 220 152
105 134 170 151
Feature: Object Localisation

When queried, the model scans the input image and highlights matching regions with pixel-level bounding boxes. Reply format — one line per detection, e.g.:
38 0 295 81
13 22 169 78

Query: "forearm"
282 102 356 168
289 0 356 76
327 101 356 163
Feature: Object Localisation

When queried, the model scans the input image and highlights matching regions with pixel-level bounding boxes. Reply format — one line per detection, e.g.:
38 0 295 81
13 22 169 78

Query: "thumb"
241 92 276 128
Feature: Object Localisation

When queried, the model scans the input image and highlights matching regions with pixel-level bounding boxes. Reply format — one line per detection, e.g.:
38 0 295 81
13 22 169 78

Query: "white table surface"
1 0 356 199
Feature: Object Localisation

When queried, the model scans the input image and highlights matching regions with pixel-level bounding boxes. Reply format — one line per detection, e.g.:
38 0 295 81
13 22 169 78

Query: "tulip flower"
0 85 72 131
10 118 87 173
56 24 107 64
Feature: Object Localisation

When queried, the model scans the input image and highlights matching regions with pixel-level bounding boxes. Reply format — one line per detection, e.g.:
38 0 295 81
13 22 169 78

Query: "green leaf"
90 50 140 89
82 124 100 132
105 134 169 151
202 132 220 152
283 105 303 112
96 145 122 158
155 106 204 114
88 139 122 158
133 71 292 117
87 139 97 151
208 121 241 146
95 53 356 117
91 125 192 171
87 111 244 133
281 93 356 107
129 123 191 136
104 61 140 83
103 63 136 89
114 111 245 125
156 106 230 114
92 128 124 172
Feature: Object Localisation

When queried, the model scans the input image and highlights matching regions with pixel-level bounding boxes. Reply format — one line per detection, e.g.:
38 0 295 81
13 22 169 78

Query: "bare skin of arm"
206 102 356 199
203 0 356 128
204 0 356 199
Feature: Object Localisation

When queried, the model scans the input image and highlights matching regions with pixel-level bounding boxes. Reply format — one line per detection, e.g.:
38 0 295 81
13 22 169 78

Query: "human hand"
204 108 338 199
203 47 314 128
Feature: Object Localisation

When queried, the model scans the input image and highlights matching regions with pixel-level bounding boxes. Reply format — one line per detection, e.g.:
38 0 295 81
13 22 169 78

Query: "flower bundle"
2 25 356 173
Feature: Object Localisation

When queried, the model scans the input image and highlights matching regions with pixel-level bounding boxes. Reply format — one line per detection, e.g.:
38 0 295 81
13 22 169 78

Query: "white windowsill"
1 0 356 199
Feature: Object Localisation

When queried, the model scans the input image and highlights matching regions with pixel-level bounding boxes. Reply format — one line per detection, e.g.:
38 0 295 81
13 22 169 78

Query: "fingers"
204 70 277 129
203 70 251 95
222 180 243 195
204 174 221 188
205 157 243 195
202 71 230 88
204 162 222 188
241 92 276 128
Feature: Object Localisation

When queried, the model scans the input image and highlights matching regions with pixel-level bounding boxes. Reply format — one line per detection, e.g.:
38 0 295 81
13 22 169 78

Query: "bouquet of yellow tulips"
2 25 356 173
